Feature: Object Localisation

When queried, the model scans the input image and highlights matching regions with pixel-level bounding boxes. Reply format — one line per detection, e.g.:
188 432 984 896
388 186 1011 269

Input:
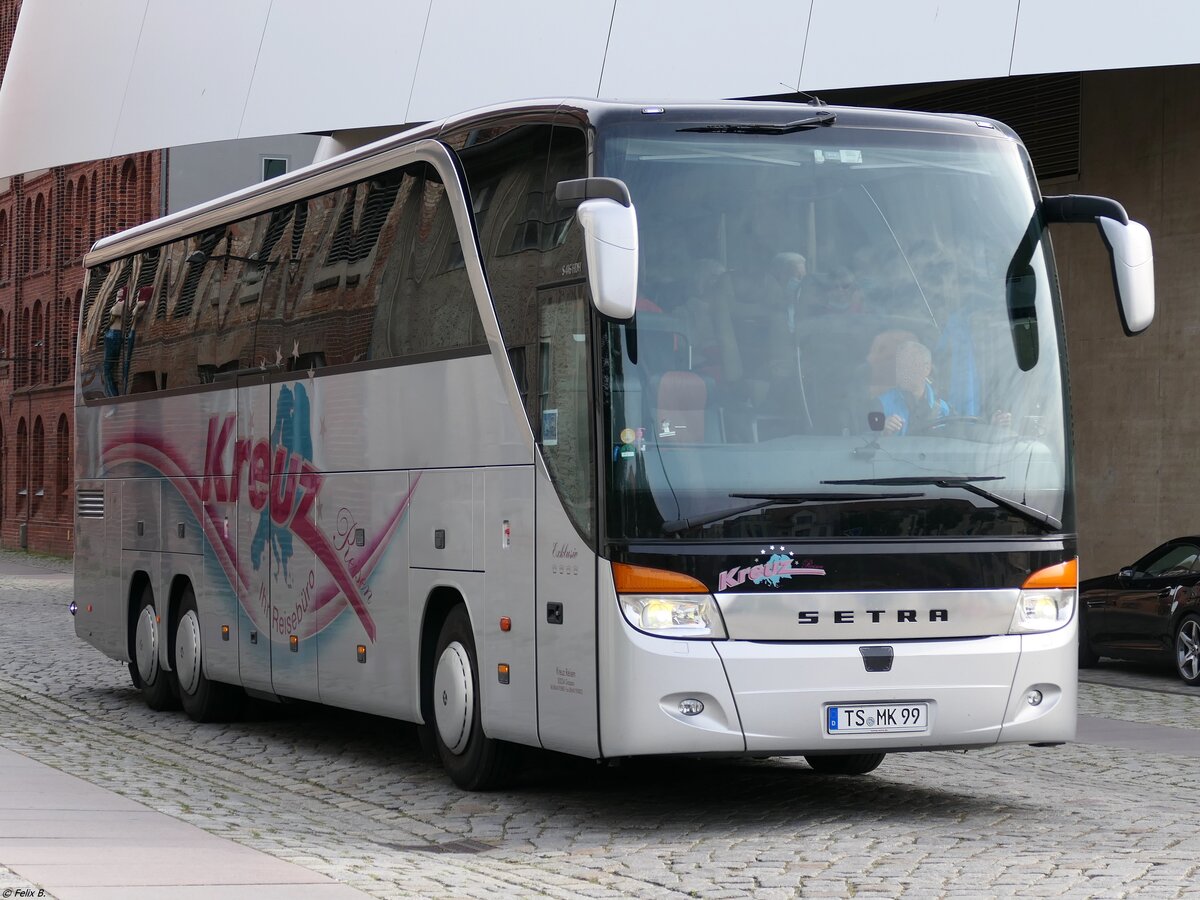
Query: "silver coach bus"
72 99 1153 789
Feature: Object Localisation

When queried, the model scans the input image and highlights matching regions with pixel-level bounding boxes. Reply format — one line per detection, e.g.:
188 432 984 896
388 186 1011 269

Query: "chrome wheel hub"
134 604 159 684
176 609 203 696
433 641 473 754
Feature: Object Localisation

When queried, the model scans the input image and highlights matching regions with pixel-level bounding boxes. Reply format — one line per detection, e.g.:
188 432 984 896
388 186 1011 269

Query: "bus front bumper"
598 617 1077 758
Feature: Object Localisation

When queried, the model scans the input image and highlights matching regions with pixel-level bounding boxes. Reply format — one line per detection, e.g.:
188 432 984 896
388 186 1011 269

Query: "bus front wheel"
172 584 244 722
430 605 516 790
132 582 179 711
804 753 886 775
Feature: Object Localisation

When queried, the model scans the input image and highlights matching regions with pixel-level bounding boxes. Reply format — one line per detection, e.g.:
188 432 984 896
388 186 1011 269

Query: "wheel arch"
125 569 153 664
166 572 196 672
419 585 470 726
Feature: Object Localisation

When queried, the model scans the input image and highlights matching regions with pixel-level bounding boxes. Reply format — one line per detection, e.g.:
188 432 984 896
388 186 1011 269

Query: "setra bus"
72 99 1154 789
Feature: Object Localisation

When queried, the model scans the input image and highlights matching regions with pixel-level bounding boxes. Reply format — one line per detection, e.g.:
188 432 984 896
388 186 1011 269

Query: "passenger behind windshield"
907 240 1013 428
875 340 950 435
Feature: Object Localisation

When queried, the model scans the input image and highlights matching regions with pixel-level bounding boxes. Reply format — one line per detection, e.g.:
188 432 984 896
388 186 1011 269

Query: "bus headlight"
1009 588 1075 633
1009 559 1077 634
619 595 727 639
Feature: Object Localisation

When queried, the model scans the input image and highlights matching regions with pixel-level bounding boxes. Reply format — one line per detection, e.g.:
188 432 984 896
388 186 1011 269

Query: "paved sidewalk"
0 549 373 898
0 747 371 900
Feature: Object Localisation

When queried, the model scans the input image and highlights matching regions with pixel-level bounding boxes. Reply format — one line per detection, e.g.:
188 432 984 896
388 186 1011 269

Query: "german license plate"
826 703 928 734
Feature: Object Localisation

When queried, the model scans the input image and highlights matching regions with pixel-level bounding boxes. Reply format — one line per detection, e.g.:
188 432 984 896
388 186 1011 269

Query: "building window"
15 417 26 510
56 415 70 516
262 157 288 182
31 417 44 512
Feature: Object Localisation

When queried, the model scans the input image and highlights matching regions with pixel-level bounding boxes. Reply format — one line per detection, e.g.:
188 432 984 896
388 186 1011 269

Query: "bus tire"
173 584 244 722
804 753 886 775
132 582 179 711
430 605 517 790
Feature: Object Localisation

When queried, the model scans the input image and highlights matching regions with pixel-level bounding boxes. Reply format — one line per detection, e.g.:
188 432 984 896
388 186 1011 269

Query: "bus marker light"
613 563 707 594
679 699 704 716
1022 559 1077 589
499 616 511 632
498 664 510 684
221 625 230 641
86 604 93 613
68 601 78 616
1026 690 1044 706
290 635 299 652
357 645 367 663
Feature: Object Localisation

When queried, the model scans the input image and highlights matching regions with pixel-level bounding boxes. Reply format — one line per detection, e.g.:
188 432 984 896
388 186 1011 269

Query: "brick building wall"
0 0 163 555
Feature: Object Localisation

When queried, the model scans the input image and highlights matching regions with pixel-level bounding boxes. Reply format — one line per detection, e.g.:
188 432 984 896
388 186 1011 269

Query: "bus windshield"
598 120 1070 541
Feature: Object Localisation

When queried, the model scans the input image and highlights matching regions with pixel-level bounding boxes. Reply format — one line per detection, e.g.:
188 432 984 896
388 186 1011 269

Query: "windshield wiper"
678 111 836 135
820 476 1062 532
661 490 920 536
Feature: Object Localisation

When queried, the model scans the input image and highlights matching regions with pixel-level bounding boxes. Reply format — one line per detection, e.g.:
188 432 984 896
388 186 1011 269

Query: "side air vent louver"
76 489 105 519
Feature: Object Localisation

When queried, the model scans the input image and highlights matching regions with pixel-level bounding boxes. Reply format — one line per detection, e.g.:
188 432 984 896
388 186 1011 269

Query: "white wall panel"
5 0 1200 178
800 0 1020 91
0 0 148 175
1012 0 1200 75
241 0 427 136
600 0 812 100
406 0 615 121
111 1 271 153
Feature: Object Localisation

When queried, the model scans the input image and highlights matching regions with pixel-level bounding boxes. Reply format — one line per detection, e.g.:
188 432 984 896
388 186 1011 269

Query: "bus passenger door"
534 282 600 757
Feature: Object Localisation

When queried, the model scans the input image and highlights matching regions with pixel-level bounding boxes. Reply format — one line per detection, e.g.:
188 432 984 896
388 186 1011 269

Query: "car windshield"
598 118 1070 540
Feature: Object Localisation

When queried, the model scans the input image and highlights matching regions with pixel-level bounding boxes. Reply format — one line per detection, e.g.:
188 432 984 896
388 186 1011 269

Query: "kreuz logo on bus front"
101 383 419 644
717 547 825 591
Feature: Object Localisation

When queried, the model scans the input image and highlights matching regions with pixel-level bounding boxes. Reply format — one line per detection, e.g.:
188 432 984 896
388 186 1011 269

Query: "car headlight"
1008 559 1077 634
619 594 728 639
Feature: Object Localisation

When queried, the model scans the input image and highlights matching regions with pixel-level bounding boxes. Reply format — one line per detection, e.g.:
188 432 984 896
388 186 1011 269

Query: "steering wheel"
916 415 984 434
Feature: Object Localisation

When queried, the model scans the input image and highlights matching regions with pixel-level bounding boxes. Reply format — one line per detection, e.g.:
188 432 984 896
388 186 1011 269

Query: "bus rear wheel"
804 753 886 775
132 583 179 711
173 584 244 722
430 605 517 790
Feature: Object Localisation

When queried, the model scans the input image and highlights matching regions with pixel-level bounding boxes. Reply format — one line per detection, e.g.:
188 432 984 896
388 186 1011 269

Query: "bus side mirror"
1006 265 1039 371
1098 217 1154 336
557 178 639 320
1043 194 1155 336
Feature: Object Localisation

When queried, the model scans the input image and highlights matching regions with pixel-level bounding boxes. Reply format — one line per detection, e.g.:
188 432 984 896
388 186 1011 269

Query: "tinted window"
1140 544 1200 578
80 160 484 400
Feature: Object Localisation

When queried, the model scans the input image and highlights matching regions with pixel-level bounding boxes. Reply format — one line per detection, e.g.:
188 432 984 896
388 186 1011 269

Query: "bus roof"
86 97 1020 266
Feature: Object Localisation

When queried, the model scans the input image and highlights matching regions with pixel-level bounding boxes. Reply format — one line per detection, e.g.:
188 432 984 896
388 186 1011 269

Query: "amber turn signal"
612 562 708 594
1022 558 1078 590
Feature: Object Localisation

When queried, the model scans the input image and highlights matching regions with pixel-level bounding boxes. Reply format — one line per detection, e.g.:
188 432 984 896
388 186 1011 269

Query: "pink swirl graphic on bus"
100 384 418 642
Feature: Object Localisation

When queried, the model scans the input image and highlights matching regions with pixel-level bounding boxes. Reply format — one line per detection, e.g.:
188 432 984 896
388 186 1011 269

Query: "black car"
1079 537 1200 685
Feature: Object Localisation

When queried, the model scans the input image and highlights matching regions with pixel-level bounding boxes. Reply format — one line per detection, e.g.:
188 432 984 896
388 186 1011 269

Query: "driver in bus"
875 340 950 435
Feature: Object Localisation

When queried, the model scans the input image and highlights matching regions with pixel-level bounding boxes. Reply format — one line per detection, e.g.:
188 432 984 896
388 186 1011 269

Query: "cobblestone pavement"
1 549 1198 898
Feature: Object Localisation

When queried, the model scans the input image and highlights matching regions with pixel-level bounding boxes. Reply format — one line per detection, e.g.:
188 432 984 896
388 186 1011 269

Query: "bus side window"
447 121 557 430
289 171 406 369
370 162 482 361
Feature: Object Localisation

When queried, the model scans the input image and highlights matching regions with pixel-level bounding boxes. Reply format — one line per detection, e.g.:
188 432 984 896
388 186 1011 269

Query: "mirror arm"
556 177 632 208
1043 194 1129 225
